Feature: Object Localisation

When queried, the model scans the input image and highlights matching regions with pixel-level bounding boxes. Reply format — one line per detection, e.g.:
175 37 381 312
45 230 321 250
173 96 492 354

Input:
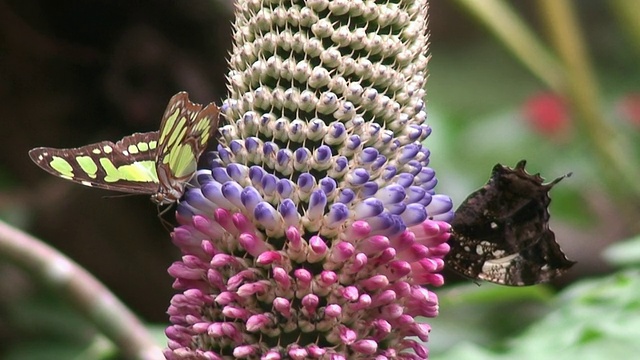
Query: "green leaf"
428 283 558 354
433 270 640 359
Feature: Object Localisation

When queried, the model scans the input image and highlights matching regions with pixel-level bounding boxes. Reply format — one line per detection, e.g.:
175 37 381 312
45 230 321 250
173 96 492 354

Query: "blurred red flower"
523 92 572 140
616 93 640 128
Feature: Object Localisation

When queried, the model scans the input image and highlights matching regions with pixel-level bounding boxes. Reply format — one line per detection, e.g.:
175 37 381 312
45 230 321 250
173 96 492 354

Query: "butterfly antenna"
549 171 572 187
102 193 139 200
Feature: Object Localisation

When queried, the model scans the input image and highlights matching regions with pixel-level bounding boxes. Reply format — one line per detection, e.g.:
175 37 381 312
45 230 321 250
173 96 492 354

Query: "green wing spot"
50 156 74 178
160 109 180 144
128 144 139 154
100 158 157 183
91 148 101 155
195 120 211 146
117 161 157 182
103 145 113 154
149 140 158 150
76 156 98 179
137 142 149 151
167 117 187 147
168 143 197 178
99 158 119 182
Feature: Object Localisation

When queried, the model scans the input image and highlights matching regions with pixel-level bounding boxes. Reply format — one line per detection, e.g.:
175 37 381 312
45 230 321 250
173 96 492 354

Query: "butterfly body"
29 92 218 205
446 160 575 286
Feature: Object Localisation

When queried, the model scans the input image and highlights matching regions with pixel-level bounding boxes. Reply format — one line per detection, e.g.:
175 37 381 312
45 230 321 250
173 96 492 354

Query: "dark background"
1 0 233 325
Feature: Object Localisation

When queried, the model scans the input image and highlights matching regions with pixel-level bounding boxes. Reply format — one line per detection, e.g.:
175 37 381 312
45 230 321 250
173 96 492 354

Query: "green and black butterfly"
29 92 219 205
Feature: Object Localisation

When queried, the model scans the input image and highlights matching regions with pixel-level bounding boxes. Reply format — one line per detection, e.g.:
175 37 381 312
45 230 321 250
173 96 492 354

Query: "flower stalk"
165 1 453 358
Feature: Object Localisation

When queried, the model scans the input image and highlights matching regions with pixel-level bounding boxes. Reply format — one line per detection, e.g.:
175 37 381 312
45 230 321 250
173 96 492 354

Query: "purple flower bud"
401 203 428 226
221 181 244 209
226 163 248 183
396 173 414 188
329 156 349 178
202 182 235 210
294 147 310 168
278 199 300 227
346 135 361 151
386 202 406 215
276 149 292 168
360 147 379 164
307 118 326 140
211 167 232 183
319 177 336 195
354 198 384 219
276 179 295 199
307 190 327 220
398 143 420 164
361 181 379 197
334 101 356 121
261 173 278 195
182 189 216 214
371 155 387 171
406 159 422 175
217 145 232 163
347 168 370 186
337 188 355 204
381 130 393 145
327 122 346 143
243 137 259 155
375 184 405 204
194 170 214 186
325 203 349 227
381 166 397 181
254 201 281 231
229 140 244 155
406 186 426 203
367 213 405 237
426 194 453 217
297 173 315 193
262 141 277 157
248 166 264 186
314 145 332 166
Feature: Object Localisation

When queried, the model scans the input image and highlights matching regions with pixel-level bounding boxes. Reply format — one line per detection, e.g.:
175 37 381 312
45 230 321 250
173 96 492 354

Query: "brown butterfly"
446 160 575 286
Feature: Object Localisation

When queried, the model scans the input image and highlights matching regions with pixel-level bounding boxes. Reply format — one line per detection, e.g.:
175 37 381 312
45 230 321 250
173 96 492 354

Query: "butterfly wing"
476 230 575 285
29 92 219 204
152 92 219 204
29 131 160 194
446 161 575 286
